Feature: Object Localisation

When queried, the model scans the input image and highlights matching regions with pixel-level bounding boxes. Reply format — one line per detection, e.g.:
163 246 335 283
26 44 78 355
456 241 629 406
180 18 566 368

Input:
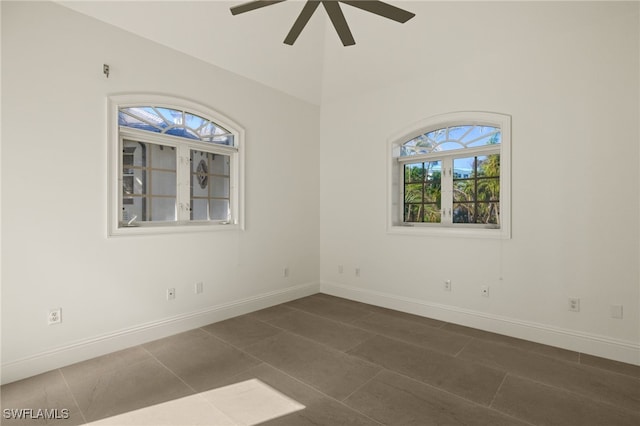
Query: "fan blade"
284 1 321 45
230 0 286 16
340 1 415 23
322 1 355 46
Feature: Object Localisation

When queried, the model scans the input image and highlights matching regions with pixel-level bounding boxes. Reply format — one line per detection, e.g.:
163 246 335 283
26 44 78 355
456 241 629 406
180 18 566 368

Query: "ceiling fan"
230 0 415 46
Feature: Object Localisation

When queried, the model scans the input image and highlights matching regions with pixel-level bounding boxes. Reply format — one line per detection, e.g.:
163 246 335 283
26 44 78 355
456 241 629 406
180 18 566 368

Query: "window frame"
108 94 245 236
388 112 511 239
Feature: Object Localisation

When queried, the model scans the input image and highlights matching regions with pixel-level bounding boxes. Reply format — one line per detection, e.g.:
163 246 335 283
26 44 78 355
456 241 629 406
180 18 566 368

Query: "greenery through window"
391 114 510 235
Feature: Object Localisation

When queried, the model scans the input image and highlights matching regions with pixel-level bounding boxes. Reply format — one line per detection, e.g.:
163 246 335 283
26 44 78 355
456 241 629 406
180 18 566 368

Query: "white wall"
2 1 638 384
319 1 640 363
1 1 320 383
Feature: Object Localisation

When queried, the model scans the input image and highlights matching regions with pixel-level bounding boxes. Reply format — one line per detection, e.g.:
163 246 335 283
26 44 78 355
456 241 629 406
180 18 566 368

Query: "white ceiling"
58 1 533 106
58 0 328 104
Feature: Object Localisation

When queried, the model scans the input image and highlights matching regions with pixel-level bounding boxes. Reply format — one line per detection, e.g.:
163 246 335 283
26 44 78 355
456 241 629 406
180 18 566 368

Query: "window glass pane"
190 150 231 222
478 178 500 201
453 179 473 202
404 204 421 222
121 139 176 224
191 151 210 194
210 134 234 146
156 107 182 125
150 198 177 221
453 156 476 176
119 106 235 146
404 204 441 223
401 135 433 156
127 169 145 195
426 128 446 143
453 203 474 223
423 204 441 223
452 156 500 224
400 125 501 156
403 161 441 223
150 144 176 169
455 201 498 225
477 154 500 177
185 113 206 130
404 163 422 182
120 107 166 128
150 171 176 196
212 176 230 198
436 141 464 151
200 122 216 137
210 199 230 221
404 183 423 203
467 132 500 148
191 199 209 221
122 198 144 224
165 127 199 140
119 111 161 133
211 154 231 175
460 126 498 143
123 140 147 167
447 125 472 140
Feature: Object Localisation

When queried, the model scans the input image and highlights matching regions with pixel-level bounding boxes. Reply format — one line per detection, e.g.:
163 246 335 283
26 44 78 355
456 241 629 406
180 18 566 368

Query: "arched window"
108 95 244 236
388 112 510 238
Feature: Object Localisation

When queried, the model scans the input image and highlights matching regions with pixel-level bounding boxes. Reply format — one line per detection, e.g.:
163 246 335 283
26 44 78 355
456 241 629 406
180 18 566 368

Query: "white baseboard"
1 282 320 385
320 281 640 366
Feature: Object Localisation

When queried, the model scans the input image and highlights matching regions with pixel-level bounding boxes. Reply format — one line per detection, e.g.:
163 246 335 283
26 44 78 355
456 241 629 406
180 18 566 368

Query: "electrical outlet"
283 267 290 278
167 288 176 300
195 282 203 294
568 298 580 312
610 305 623 319
444 280 452 291
481 285 490 297
355 267 361 277
48 308 62 325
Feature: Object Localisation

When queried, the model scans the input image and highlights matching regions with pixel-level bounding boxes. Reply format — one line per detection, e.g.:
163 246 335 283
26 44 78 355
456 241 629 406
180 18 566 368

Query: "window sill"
108 221 243 237
388 224 509 239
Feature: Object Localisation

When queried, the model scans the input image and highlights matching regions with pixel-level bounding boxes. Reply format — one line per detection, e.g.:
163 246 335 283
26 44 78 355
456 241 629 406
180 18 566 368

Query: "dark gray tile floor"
2 293 639 425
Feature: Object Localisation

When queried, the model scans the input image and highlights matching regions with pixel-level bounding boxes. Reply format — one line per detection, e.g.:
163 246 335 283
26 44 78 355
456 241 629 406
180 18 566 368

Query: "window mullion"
441 157 453 224
177 145 191 222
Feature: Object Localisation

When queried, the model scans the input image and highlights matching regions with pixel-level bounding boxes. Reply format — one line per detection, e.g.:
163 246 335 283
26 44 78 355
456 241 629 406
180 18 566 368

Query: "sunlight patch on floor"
85 379 305 425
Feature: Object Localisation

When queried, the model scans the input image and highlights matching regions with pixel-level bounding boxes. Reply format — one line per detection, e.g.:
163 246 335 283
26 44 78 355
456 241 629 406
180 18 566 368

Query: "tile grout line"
229 305 639 381
340 368 385 403
138 342 251 425
321 296 632 377
138 344 255 426
236 324 379 364
280 302 375 327
233 313 523 424
204 314 495 417
56 368 88 425
245 310 379 355
452 336 475 358
200 317 385 425
243 361 385 426
487 371 509 408
458 343 640 413
198 325 285 366
57 347 163 425
338 370 387 426
388 368 537 426
505 371 640 417
139 345 200 396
